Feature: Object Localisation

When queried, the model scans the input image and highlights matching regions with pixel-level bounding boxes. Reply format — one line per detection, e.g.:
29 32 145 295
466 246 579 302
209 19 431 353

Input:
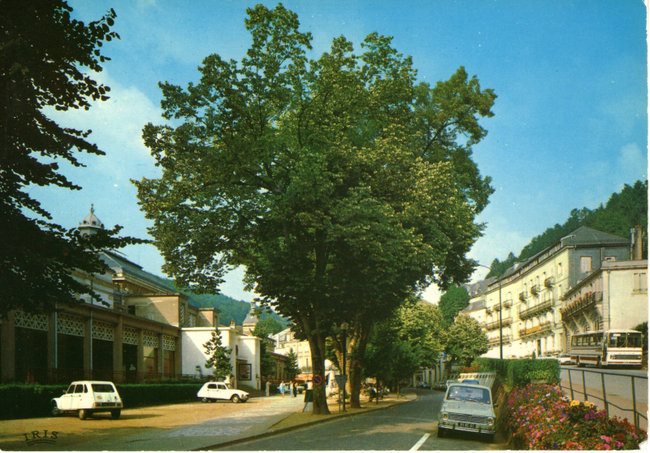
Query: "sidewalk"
0 392 414 451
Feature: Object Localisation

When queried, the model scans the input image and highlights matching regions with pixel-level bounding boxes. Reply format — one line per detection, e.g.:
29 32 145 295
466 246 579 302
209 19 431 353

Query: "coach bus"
569 330 643 368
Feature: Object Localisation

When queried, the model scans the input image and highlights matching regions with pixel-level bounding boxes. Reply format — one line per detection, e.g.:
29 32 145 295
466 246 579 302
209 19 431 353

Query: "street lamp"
476 265 503 360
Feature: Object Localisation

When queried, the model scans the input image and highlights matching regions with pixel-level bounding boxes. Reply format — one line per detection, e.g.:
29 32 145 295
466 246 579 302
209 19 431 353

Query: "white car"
437 383 496 441
52 380 123 420
197 381 249 403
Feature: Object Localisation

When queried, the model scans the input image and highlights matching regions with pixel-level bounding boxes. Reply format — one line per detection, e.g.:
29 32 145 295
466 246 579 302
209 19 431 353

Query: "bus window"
627 333 642 348
609 333 625 347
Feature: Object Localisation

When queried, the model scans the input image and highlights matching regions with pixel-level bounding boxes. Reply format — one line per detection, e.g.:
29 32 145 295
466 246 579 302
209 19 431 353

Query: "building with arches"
0 207 261 389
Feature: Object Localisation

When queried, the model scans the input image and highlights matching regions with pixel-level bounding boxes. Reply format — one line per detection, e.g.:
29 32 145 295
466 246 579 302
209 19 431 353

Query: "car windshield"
446 385 490 404
91 383 115 393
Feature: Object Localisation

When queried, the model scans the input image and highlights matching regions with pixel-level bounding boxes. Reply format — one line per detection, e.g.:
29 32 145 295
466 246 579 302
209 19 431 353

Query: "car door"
205 383 218 399
216 383 228 400
58 384 76 410
72 384 88 410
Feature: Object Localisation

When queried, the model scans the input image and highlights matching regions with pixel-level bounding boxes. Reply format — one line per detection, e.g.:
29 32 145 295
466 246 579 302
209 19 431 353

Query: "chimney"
632 225 644 260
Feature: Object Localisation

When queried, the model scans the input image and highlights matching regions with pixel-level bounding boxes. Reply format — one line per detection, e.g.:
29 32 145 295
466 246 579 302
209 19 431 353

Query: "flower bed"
504 384 646 450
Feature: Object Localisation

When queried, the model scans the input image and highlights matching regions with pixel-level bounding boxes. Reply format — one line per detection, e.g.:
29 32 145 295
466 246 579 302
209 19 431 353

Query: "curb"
194 394 417 450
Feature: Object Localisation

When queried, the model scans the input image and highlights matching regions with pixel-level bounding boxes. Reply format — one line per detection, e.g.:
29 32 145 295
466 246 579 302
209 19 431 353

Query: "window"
558 263 563 276
633 272 647 293
580 256 592 273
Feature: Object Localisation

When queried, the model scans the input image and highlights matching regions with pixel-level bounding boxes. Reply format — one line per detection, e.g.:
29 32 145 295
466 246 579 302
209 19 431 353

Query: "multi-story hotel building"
467 226 645 358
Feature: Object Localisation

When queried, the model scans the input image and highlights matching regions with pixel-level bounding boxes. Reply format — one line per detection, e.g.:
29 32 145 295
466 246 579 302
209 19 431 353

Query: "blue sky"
31 0 647 303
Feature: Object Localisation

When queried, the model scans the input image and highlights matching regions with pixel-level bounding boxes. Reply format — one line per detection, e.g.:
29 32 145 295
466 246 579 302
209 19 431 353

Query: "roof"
559 226 628 247
101 251 202 308
462 299 486 312
498 226 629 281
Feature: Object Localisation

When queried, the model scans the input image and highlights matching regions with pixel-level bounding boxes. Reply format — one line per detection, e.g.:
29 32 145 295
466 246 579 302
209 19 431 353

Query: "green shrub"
0 382 202 420
475 357 559 387
0 384 66 419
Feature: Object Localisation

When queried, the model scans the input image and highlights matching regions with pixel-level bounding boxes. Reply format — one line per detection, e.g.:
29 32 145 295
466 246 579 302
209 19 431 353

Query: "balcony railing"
485 316 512 331
503 299 513 308
488 334 512 346
519 322 553 339
560 291 603 319
518 299 554 320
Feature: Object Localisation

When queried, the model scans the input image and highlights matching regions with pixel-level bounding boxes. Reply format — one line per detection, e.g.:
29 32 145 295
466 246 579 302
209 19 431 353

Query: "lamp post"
476 265 503 359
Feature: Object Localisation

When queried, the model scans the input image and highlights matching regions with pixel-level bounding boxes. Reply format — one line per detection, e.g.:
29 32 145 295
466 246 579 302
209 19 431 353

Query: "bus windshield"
607 332 642 348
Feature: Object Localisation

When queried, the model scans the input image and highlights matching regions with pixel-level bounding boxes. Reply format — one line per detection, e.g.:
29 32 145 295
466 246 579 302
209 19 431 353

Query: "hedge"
0 382 202 420
474 357 560 387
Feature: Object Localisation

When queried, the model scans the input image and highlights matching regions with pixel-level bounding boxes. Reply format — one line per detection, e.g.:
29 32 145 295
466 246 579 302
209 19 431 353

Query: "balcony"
518 299 554 320
488 334 512 346
519 322 553 339
560 291 603 319
485 316 512 331
503 299 513 308
519 292 527 302
530 284 540 296
544 276 554 288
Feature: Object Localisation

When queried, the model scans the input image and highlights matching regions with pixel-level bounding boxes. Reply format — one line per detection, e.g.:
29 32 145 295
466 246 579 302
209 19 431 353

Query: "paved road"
222 390 506 451
0 396 305 451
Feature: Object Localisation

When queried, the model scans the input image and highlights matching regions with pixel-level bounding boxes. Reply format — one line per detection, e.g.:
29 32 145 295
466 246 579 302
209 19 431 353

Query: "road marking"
409 433 430 451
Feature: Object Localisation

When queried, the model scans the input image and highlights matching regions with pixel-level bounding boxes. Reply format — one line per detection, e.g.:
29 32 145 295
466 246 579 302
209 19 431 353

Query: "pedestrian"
265 380 270 397
279 380 286 397
292 381 297 397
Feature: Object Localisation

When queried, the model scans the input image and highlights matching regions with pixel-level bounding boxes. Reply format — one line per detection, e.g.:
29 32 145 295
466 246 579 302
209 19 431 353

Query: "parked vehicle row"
51 380 251 420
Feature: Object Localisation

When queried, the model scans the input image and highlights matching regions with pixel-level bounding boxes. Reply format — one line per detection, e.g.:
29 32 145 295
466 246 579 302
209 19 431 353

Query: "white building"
465 227 644 359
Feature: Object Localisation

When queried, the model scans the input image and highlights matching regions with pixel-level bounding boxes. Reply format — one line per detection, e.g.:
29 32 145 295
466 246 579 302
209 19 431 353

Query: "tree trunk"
349 326 369 408
307 335 330 415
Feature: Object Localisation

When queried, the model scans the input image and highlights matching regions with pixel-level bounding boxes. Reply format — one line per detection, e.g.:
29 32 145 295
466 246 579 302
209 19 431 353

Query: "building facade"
466 227 642 358
1 208 261 389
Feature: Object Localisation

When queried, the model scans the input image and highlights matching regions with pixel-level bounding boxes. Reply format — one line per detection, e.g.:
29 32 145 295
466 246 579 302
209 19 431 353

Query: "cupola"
78 204 105 236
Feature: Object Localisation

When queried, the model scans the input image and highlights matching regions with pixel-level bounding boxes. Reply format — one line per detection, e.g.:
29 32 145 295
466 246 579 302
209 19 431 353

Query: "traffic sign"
312 375 323 386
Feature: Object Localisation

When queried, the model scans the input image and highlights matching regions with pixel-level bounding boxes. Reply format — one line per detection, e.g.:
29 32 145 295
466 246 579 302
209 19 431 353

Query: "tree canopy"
135 3 495 413
0 0 143 317
438 284 470 326
444 314 488 366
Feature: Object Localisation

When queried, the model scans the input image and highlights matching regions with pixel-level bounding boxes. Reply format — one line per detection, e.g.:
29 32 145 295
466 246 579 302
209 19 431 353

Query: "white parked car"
197 381 249 403
437 383 496 441
52 380 123 420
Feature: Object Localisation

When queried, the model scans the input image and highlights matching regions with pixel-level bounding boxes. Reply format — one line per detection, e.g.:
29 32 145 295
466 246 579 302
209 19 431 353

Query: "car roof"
447 383 491 391
70 380 115 385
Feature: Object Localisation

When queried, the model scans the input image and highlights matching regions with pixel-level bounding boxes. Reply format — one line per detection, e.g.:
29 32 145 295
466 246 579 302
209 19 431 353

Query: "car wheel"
484 433 495 443
111 409 121 419
201 397 208 403
78 409 88 420
231 394 240 403
51 402 60 416
437 427 446 438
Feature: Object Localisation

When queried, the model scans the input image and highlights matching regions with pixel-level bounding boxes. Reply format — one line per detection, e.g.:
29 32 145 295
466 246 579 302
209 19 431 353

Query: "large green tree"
0 0 143 318
438 284 470 326
444 314 488 366
135 4 494 414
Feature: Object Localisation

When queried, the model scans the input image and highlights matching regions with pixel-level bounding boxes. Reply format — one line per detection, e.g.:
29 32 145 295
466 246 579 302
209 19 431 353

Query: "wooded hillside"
487 180 647 278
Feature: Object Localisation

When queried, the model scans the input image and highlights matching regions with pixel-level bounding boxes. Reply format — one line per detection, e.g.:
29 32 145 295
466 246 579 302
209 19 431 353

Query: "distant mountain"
487 180 648 278
185 292 252 325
